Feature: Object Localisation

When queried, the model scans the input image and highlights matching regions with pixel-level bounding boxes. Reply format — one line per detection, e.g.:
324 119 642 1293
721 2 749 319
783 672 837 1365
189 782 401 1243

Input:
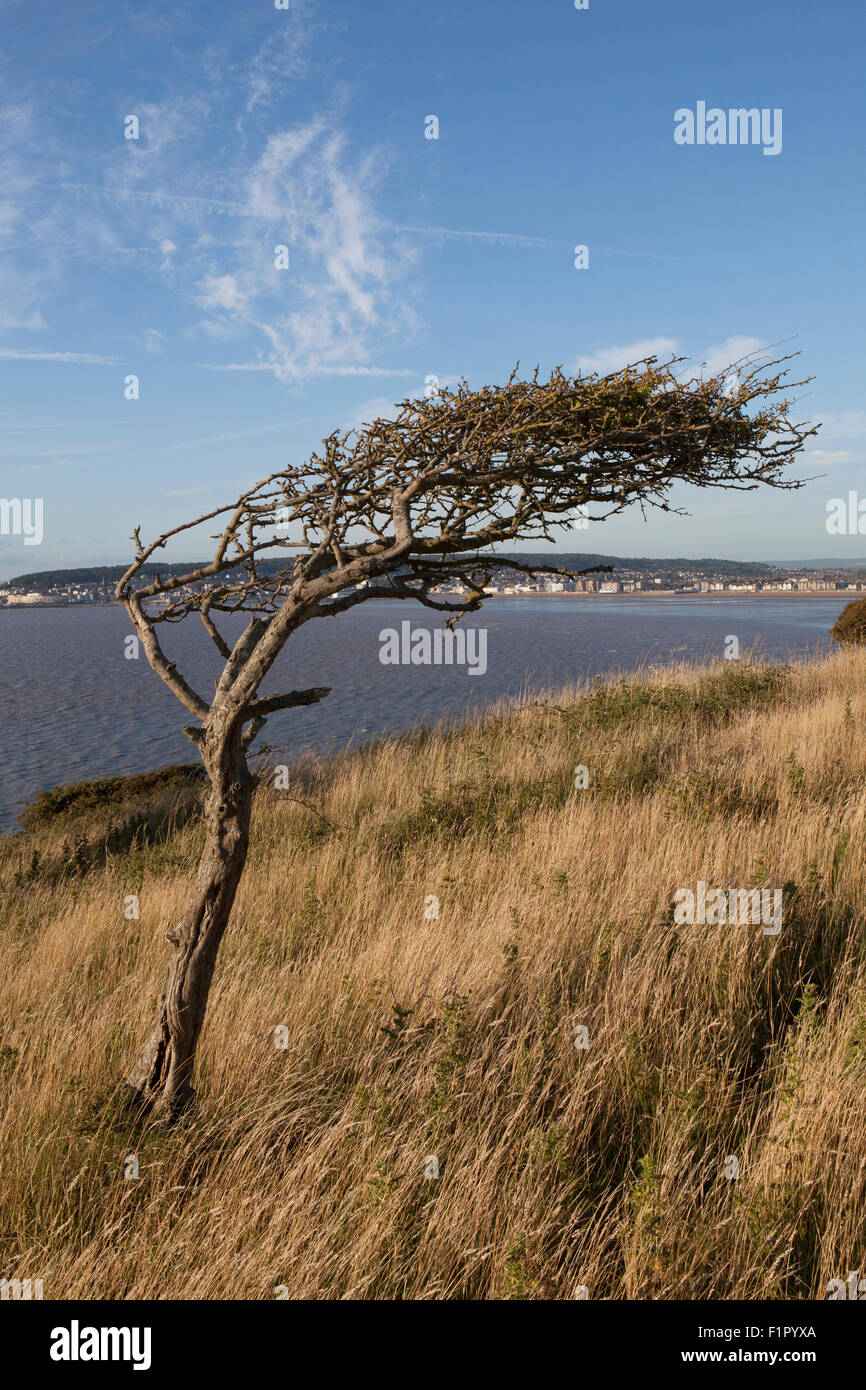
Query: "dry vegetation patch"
1 651 865 1298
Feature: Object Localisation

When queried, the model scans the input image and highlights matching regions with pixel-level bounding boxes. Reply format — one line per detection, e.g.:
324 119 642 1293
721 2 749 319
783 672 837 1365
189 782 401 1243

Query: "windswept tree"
117 351 816 1118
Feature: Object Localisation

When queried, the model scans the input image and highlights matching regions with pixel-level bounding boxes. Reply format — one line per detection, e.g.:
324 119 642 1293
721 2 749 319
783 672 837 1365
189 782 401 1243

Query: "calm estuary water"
0 595 847 833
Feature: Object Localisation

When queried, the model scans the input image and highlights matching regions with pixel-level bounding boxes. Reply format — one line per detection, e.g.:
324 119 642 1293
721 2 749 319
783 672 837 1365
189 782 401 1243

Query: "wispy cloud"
241 14 316 117
395 225 566 251
0 265 45 331
200 361 417 378
0 440 131 458
55 181 251 217
211 117 417 379
0 349 118 364
695 336 768 377
801 412 866 469
159 420 326 452
574 335 769 377
342 377 463 433
812 410 866 442
8 458 70 475
76 107 420 380
3 18 412 387
343 396 404 432
575 338 680 375
395 225 687 261
804 449 866 467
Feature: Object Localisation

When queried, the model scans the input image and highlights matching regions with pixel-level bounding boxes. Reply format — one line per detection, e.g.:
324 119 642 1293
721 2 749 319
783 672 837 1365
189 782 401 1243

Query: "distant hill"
489 553 781 577
1 563 204 590
778 558 866 569
1 553 787 594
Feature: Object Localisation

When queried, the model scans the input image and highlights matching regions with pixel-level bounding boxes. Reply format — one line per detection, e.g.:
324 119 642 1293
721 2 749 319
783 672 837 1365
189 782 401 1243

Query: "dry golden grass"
2 649 866 1299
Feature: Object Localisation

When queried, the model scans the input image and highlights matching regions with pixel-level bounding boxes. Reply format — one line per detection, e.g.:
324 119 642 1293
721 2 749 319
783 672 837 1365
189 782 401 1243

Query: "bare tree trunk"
125 725 254 1119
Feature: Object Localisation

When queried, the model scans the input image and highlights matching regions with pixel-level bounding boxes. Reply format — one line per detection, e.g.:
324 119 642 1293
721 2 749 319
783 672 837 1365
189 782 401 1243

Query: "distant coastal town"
2 557 865 607
429 571 866 598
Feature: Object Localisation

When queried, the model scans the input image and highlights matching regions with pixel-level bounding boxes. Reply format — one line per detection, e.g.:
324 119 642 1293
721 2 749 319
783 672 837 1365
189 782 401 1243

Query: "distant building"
4 591 53 605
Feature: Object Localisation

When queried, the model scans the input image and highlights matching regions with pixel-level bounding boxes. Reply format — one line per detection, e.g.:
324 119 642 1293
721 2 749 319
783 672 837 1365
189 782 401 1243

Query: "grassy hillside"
1 650 865 1299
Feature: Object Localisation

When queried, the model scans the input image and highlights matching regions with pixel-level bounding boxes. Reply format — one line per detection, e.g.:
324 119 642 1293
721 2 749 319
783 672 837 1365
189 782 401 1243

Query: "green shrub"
830 597 866 647
19 763 205 828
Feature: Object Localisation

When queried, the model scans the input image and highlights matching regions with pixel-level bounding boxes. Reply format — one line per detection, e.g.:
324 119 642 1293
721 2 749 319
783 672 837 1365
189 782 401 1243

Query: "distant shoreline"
0 589 857 611
489 592 861 603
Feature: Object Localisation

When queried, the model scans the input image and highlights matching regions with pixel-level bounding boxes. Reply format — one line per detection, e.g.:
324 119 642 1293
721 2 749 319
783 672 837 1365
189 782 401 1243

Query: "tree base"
123 1077 195 1124
124 1020 196 1122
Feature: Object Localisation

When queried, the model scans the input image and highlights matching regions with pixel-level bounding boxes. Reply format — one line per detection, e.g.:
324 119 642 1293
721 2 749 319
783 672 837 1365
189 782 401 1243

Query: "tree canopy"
116 350 816 743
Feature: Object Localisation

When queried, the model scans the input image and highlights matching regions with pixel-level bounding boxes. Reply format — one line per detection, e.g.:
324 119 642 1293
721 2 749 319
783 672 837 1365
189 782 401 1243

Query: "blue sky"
1 0 864 579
